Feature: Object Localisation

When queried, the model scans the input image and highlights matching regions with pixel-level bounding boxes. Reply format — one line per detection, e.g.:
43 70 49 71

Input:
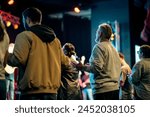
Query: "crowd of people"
0 7 150 100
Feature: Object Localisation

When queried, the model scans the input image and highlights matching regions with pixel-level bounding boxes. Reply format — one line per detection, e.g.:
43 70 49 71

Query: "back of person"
133 58 150 99
0 17 10 100
88 23 121 100
58 43 82 100
7 7 69 100
118 52 133 100
59 58 81 100
15 31 67 95
130 45 150 100
0 30 9 78
90 42 121 94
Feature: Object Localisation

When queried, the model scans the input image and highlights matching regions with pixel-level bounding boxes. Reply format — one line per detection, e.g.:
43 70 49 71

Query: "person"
75 23 121 100
5 72 15 100
5 43 16 100
57 43 82 100
129 45 150 100
0 16 10 100
79 71 93 100
7 7 69 100
118 52 133 100
78 56 93 100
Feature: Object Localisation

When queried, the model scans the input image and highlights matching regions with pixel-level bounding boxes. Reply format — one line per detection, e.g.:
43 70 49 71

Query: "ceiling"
0 0 149 15
0 0 103 17
0 0 148 20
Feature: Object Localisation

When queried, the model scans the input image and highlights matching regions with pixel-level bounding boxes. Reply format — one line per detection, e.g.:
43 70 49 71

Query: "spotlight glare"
14 24 19 29
6 21 11 27
8 0 14 5
74 7 80 13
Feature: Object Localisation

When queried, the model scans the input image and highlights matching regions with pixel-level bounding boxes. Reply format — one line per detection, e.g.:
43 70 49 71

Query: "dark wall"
129 0 148 66
42 16 64 43
91 0 131 66
63 14 91 62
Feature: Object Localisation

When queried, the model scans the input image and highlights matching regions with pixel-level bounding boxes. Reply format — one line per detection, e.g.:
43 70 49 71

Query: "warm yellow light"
14 24 19 29
111 33 115 40
6 21 11 27
8 0 14 5
74 7 80 13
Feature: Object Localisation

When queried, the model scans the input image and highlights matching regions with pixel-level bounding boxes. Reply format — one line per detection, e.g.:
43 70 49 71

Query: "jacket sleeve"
60 47 70 68
129 62 142 85
3 31 10 67
89 44 105 74
7 32 31 67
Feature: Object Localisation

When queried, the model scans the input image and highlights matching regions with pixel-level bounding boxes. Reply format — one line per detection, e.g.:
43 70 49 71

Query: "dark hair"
22 7 42 23
63 43 76 57
0 25 4 41
140 45 150 58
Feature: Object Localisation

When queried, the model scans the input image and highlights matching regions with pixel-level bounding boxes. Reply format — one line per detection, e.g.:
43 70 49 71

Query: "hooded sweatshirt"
8 25 69 94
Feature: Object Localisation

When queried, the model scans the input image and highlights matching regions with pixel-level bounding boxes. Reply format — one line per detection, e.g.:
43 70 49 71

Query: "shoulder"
133 60 144 70
93 43 105 51
3 30 10 45
52 37 62 49
16 31 34 42
17 31 32 37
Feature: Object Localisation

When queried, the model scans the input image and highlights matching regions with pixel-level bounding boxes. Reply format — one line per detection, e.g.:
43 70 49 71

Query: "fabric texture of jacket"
130 58 150 99
58 57 82 100
7 25 69 95
0 30 9 80
89 41 121 95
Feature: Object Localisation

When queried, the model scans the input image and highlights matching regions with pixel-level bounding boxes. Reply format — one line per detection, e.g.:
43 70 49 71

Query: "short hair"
0 25 4 41
118 52 124 59
63 43 76 57
22 7 42 23
99 23 112 39
140 45 150 58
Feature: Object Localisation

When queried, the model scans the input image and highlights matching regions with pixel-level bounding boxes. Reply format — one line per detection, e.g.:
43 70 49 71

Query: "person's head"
95 23 112 43
22 7 42 30
118 52 125 65
137 45 150 59
63 43 76 58
0 25 4 41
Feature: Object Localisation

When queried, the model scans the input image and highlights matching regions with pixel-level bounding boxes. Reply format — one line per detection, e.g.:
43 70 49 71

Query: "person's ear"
26 17 32 26
141 52 143 56
99 31 102 38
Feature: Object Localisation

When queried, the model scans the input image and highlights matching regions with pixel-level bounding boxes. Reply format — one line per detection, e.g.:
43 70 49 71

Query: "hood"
29 25 56 43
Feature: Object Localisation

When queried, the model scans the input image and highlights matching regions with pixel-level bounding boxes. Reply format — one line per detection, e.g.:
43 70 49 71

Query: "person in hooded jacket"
0 16 10 100
7 7 70 100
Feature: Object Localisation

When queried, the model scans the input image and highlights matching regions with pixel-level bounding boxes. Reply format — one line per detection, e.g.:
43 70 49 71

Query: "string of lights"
0 10 20 29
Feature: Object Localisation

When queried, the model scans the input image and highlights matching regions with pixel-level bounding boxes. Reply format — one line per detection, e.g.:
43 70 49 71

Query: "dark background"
0 0 149 65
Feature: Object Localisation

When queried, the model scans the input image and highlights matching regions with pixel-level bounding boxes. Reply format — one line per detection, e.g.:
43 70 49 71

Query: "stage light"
8 0 14 5
6 21 11 27
0 10 20 29
111 33 115 40
13 24 18 29
74 6 80 13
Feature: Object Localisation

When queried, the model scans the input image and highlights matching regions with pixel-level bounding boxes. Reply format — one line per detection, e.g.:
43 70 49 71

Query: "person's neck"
30 22 41 27
100 38 109 42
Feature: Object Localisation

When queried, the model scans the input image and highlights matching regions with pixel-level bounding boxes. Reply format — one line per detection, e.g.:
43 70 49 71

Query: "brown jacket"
8 30 69 94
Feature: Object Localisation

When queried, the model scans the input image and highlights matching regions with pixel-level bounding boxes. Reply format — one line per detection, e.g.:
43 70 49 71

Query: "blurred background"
0 0 150 67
